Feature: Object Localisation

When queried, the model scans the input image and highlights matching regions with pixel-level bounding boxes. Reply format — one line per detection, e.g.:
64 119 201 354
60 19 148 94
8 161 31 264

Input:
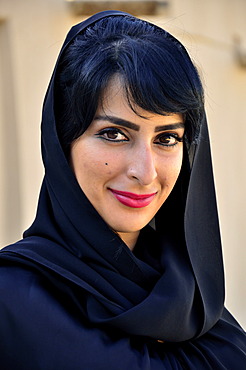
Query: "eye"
96 128 129 142
155 133 183 147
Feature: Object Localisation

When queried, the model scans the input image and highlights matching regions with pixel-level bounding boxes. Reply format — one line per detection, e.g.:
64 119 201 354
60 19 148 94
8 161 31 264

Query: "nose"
127 143 158 186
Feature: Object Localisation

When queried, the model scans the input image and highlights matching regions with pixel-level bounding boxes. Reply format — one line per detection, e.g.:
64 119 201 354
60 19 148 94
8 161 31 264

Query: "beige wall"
0 0 245 328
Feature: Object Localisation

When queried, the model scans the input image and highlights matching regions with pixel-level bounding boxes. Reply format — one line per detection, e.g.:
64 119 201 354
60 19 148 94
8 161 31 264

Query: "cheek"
157 152 183 195
73 152 117 191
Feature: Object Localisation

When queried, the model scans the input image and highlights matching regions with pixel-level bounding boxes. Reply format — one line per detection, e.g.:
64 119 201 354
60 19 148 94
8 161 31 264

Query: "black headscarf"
0 10 245 369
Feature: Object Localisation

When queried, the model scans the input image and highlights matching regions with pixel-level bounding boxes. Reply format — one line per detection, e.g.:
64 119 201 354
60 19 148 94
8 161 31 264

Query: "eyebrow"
94 115 184 132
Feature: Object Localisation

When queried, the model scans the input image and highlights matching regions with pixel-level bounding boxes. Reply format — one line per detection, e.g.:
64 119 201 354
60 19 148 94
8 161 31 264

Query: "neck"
117 230 140 251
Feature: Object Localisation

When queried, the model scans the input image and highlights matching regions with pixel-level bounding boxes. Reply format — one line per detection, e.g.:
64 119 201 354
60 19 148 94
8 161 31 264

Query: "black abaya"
0 10 245 369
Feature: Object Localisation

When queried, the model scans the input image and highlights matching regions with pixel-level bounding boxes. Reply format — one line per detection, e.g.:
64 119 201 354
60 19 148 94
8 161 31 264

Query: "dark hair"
55 15 204 156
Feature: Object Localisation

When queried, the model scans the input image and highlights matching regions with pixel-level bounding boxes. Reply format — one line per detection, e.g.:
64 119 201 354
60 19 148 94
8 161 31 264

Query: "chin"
111 221 150 234
106 210 156 232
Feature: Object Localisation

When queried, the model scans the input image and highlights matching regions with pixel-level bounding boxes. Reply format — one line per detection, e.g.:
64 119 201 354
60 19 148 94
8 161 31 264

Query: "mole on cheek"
105 163 108 166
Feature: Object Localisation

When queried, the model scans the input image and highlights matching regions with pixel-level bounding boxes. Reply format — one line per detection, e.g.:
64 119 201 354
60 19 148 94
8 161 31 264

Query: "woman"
0 10 245 369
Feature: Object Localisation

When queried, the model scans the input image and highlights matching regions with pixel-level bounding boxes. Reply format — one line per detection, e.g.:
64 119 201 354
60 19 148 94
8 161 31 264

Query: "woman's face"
70 77 184 249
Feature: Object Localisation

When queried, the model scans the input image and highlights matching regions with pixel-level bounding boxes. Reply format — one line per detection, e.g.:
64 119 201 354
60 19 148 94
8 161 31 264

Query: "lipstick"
109 189 156 208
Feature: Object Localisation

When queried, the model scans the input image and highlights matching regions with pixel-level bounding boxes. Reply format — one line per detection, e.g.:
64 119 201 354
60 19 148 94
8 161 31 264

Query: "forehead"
97 75 184 128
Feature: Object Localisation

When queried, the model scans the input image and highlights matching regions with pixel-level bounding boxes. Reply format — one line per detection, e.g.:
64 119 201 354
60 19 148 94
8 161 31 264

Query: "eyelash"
95 128 128 142
95 128 183 147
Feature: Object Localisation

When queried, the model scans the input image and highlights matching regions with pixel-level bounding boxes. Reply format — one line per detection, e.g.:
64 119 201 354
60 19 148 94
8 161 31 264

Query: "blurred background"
0 0 245 328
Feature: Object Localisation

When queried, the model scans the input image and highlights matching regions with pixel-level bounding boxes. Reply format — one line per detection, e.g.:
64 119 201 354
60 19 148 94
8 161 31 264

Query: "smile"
109 189 157 208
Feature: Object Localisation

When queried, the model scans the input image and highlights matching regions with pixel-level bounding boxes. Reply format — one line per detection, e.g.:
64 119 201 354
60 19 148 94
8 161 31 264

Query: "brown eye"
96 128 129 142
155 133 183 147
106 129 120 140
159 135 177 145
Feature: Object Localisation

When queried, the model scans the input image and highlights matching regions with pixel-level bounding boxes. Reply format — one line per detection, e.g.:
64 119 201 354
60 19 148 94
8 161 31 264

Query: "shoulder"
0 263 149 369
0 262 57 322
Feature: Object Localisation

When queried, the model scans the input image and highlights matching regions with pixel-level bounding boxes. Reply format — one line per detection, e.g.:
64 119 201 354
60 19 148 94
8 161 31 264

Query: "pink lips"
109 189 157 208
